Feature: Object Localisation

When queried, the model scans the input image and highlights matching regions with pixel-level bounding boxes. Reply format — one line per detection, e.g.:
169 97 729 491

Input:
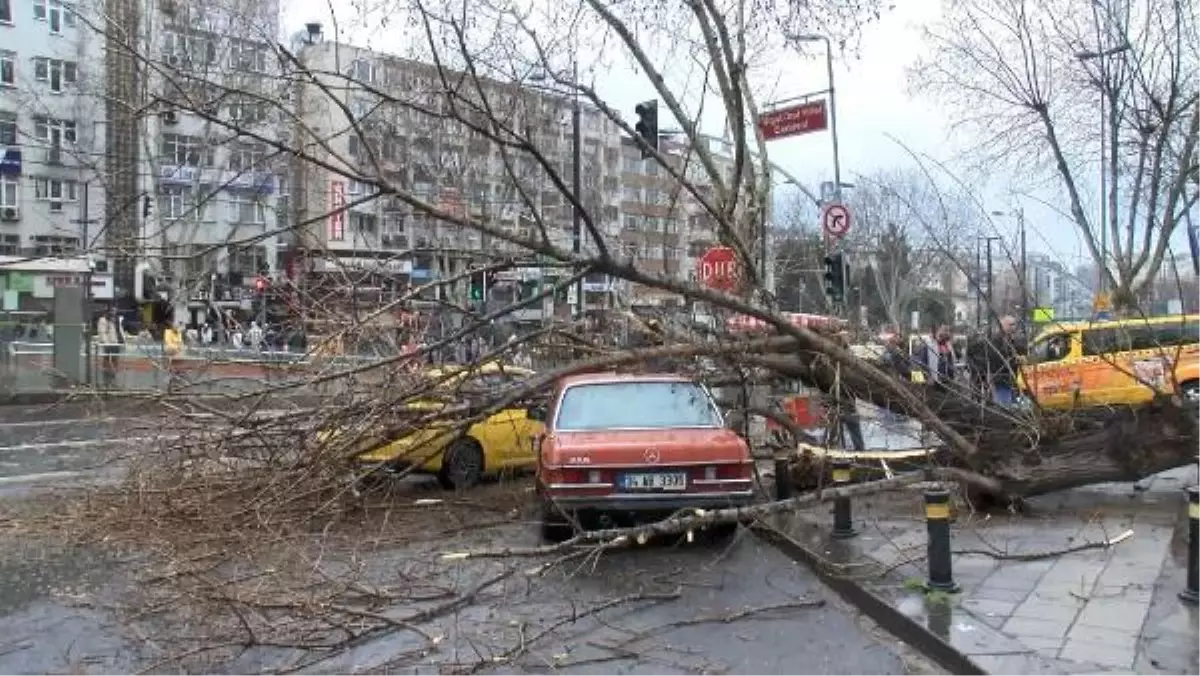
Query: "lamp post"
992 207 1027 332
1075 41 1131 294
794 34 843 204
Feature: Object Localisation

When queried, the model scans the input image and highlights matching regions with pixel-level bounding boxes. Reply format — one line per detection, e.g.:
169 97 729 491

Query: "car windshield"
554 381 721 431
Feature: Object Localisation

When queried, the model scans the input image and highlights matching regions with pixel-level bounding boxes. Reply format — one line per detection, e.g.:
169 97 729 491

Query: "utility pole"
72 181 97 386
1018 208 1028 332
570 58 582 321
975 240 983 329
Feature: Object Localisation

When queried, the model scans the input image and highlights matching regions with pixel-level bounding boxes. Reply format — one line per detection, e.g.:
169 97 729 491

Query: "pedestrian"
95 305 124 388
162 319 184 391
971 315 1026 406
878 330 912 380
248 321 264 351
830 330 867 451
200 323 214 346
914 323 957 387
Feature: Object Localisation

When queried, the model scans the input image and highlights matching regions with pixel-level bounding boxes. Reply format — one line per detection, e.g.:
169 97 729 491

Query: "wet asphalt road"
0 404 938 674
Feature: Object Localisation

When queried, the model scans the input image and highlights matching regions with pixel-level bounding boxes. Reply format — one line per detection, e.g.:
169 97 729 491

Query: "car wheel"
437 438 485 490
1181 381 1199 405
538 497 573 543
706 521 739 541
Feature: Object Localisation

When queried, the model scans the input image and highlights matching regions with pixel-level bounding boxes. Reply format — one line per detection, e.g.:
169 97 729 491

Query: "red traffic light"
255 276 268 292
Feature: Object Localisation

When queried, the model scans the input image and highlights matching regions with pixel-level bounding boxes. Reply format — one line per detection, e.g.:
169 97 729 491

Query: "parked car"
325 361 544 489
532 373 756 540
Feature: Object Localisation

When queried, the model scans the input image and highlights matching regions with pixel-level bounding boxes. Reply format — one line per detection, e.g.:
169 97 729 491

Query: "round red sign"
698 246 739 291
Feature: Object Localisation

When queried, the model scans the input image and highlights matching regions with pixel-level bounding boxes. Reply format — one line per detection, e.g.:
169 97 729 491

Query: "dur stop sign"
698 246 740 291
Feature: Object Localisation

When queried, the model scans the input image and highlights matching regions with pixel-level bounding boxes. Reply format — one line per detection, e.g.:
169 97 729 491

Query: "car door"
456 372 521 466
1078 326 1132 406
1025 331 1077 409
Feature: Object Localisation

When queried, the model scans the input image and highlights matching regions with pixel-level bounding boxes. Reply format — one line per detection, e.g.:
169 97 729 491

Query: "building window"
0 175 17 207
228 41 267 73
228 190 265 224
33 116 75 144
227 142 266 172
350 212 377 233
33 57 77 92
163 32 217 66
0 111 15 145
0 0 11 23
0 51 14 86
622 186 640 202
349 59 376 84
161 133 214 167
228 100 267 124
34 177 76 202
161 186 210 221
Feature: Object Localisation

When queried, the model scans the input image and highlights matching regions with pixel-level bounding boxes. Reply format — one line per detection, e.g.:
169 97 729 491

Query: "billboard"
329 180 346 241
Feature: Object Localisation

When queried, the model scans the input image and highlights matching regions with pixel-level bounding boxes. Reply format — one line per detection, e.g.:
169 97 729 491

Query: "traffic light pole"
571 59 582 321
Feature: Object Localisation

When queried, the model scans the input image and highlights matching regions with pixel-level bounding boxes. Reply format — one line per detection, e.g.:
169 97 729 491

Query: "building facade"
288 29 625 320
0 0 112 310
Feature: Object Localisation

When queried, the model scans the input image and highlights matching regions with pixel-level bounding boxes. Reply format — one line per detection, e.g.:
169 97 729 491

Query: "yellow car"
348 362 544 489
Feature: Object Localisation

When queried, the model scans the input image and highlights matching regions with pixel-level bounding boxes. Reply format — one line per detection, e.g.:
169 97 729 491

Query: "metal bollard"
831 457 857 539
924 487 960 593
1181 486 1198 605
775 456 792 501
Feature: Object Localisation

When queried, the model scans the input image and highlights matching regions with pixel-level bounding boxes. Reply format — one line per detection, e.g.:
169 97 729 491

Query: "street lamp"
794 34 843 204
991 207 1027 331
1075 41 1131 294
529 63 584 321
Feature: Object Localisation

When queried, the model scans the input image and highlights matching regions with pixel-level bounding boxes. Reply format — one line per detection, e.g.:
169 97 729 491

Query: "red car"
532 373 756 540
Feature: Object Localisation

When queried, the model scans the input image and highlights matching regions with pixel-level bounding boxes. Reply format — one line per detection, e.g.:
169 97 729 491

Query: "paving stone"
1074 599 1150 633
961 598 1018 617
972 584 1035 603
1060 638 1136 670
1040 560 1107 588
1099 560 1165 586
1011 599 1084 624
974 653 1070 672
1003 615 1075 640
1066 624 1140 650
1019 634 1065 657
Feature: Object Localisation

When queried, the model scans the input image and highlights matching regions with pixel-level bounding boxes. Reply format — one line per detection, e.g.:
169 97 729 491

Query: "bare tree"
912 0 1199 309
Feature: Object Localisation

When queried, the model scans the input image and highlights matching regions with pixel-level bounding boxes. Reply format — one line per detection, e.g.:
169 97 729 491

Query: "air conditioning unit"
0 208 18 222
162 109 178 125
166 54 181 67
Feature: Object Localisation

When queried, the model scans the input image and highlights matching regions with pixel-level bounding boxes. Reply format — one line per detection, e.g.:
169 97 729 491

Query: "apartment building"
288 27 625 317
0 0 112 308
136 0 286 316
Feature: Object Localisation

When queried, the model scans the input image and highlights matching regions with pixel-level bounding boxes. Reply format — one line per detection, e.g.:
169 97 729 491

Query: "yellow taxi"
1019 314 1199 409
338 361 544 489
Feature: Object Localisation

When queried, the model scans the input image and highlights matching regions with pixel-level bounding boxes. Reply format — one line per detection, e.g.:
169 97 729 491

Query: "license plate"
621 472 687 491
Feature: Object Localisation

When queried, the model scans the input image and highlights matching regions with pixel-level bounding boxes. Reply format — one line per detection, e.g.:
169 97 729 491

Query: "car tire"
437 438 485 490
538 498 572 543
706 521 739 541
1181 380 1199 405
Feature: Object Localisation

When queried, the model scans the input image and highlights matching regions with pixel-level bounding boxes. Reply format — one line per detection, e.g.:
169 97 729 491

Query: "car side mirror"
528 405 547 423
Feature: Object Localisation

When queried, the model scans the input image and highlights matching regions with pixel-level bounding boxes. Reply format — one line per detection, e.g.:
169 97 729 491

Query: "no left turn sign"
821 202 852 239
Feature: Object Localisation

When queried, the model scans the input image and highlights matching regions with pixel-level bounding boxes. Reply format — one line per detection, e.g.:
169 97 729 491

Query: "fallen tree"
738 343 1198 500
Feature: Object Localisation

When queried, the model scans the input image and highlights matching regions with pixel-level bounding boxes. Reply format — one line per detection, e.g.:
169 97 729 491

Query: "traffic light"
469 271 485 302
634 100 658 159
823 252 847 304
140 269 156 301
142 194 152 219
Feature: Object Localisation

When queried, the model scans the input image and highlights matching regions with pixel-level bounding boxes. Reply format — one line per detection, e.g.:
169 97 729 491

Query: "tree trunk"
743 346 1198 499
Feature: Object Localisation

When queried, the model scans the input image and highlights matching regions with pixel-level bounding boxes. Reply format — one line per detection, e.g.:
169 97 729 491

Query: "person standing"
96 306 124 388
980 315 1025 406
162 319 184 391
915 324 957 387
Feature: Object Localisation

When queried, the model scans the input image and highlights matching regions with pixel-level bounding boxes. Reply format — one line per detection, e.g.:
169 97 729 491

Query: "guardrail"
0 340 386 396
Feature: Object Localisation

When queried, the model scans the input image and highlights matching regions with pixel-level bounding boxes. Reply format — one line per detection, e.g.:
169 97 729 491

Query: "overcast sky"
279 0 1195 276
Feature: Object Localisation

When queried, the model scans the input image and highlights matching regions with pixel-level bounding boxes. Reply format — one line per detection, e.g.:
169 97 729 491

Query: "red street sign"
698 246 739 292
821 202 851 239
758 100 829 141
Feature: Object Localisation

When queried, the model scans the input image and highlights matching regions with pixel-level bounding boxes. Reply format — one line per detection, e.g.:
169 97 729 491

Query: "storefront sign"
32 273 114 300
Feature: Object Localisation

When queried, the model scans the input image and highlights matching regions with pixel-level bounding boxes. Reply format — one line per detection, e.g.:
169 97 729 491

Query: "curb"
752 523 986 676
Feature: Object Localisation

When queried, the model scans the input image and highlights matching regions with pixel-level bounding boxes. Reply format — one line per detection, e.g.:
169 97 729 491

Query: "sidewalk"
767 460 1198 674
